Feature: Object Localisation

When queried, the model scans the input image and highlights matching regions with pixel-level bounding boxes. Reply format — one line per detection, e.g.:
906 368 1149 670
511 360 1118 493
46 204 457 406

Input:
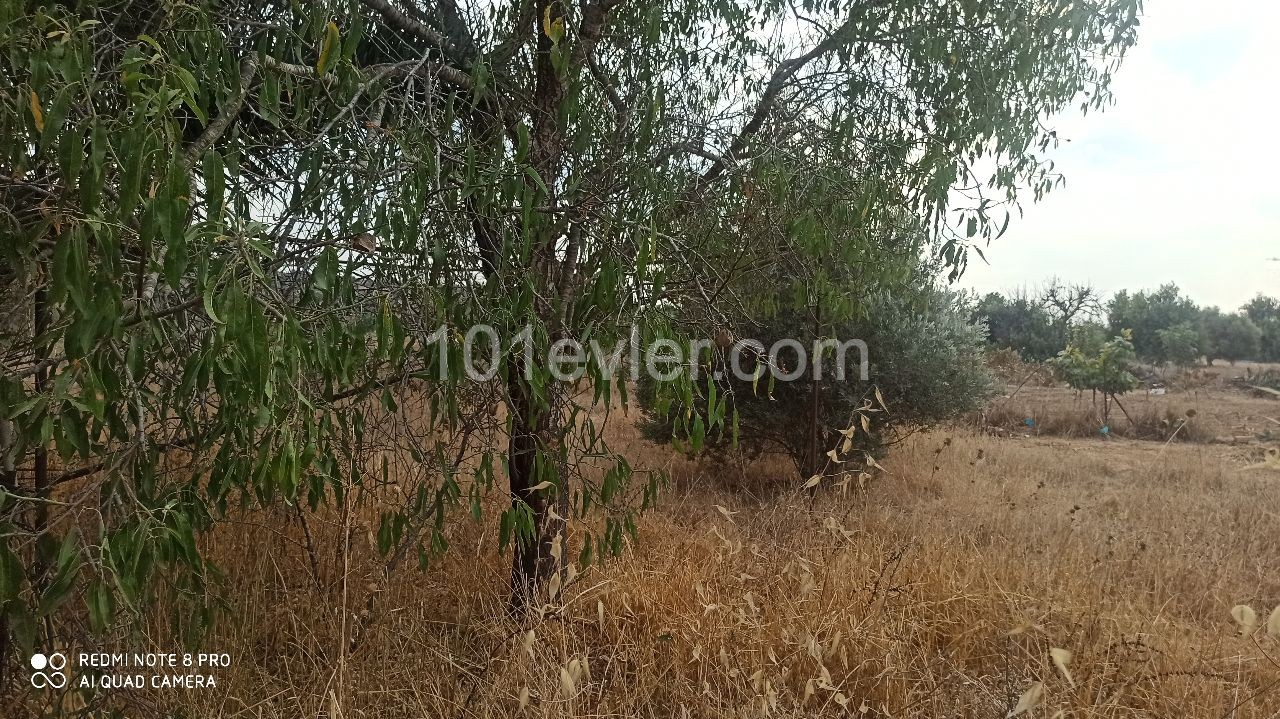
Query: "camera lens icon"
30 652 67 689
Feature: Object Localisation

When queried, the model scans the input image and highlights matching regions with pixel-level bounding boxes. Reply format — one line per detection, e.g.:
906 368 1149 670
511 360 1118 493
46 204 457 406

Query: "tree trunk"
506 359 566 611
807 301 822 482
507 0 570 611
0 456 11 689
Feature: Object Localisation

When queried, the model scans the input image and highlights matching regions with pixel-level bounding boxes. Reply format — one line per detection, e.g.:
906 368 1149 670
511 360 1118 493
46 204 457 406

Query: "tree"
1241 295 1280 362
1068 321 1110 356
1107 284 1202 361
1202 311 1262 365
1258 320 1280 363
1242 295 1280 325
975 291 1061 360
1154 322 1202 368
1052 331 1141 423
1042 277 1100 338
974 279 1098 360
0 0 1141 663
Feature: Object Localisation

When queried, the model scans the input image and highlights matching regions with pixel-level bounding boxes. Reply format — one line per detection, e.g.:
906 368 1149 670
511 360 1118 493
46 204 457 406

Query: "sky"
957 0 1280 312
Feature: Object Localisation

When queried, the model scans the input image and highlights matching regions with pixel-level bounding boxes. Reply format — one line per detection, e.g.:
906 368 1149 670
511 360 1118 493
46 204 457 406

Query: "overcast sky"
957 0 1279 312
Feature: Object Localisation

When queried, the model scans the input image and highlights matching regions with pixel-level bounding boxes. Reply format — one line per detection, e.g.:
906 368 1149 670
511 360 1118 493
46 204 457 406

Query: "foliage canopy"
0 0 1140 656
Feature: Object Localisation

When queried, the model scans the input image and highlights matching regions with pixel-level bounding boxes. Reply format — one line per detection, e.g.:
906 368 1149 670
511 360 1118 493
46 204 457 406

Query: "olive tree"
1155 322 1202 369
1202 310 1262 365
1107 284 1202 361
0 0 1140 664
639 273 994 480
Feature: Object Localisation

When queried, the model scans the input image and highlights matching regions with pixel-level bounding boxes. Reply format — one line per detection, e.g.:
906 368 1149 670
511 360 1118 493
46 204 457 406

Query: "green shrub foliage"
641 282 993 477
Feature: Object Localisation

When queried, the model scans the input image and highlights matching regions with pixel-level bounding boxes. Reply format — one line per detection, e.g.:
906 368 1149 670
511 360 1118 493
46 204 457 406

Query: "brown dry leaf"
1006 681 1043 717
1268 605 1280 638
1050 647 1074 687
559 666 576 698
29 90 44 132
1231 604 1258 633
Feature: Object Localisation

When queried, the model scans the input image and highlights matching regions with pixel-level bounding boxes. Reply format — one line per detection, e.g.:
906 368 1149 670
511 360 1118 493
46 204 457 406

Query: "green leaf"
317 22 340 76
87 579 115 633
38 530 81 617
203 150 225 219
0 541 25 605
202 280 222 324
498 509 513 550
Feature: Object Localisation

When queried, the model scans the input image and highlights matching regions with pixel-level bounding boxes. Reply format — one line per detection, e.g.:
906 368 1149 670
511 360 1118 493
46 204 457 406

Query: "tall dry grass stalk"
12 381 1280 718
97 414 1274 718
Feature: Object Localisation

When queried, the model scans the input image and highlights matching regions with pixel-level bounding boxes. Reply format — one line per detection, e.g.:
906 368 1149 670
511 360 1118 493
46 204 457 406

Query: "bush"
1051 331 1142 422
639 285 994 477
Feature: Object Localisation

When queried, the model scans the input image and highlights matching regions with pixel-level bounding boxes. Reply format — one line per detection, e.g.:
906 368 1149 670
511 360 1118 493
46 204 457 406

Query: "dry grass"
978 380 1280 444
17 383 1280 718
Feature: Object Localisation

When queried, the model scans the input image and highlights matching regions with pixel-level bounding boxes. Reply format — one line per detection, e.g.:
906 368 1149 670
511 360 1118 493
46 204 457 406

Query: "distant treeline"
974 281 1280 365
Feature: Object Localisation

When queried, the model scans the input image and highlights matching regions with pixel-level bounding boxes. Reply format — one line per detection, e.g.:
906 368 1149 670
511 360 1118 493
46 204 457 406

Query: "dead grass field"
979 365 1280 444
20 376 1280 718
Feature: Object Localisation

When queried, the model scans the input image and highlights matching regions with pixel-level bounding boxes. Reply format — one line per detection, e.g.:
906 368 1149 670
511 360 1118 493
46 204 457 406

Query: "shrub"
639 285 993 477
1051 331 1142 422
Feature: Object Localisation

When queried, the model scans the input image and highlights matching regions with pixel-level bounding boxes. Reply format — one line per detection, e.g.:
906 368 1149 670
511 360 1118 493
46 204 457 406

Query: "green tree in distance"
1052 331 1141 424
1241 295 1280 362
1155 322 1201 369
1107 284 1202 361
1202 310 1262 365
975 291 1062 360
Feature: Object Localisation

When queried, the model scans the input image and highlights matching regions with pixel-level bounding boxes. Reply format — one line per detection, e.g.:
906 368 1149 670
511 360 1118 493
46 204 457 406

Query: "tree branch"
695 12 870 190
359 0 465 65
